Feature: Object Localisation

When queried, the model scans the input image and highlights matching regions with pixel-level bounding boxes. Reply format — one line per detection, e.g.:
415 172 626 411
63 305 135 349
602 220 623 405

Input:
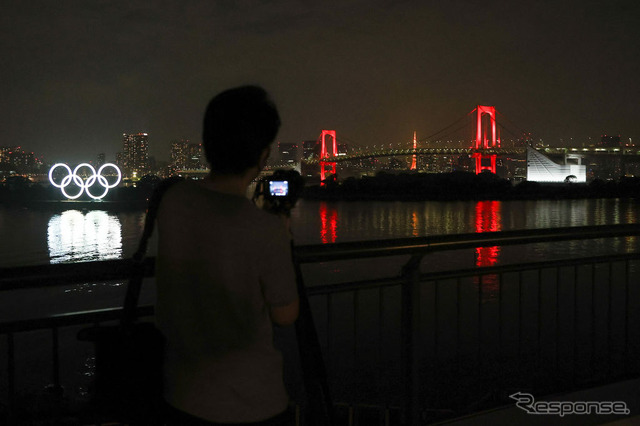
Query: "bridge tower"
410 131 417 170
320 130 337 183
472 105 500 174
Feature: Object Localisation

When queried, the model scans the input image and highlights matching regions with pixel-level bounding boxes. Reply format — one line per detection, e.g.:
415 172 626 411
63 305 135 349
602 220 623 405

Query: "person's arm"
269 298 299 326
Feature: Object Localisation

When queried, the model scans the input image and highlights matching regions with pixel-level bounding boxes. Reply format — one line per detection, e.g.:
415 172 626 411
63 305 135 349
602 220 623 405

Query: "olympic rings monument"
49 163 122 200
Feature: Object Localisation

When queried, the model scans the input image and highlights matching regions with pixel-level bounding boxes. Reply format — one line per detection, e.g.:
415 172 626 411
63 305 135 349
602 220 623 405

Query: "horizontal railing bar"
303 252 640 297
293 224 640 263
0 250 637 346
0 258 156 291
307 276 405 296
0 305 154 334
418 251 640 283
2 224 639 292
1 253 638 315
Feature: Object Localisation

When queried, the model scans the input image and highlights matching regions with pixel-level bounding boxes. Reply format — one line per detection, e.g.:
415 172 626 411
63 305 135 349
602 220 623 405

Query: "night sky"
2 0 639 164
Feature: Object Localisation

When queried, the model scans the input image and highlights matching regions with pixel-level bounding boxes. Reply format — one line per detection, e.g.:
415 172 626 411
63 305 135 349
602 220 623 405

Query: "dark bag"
77 178 180 424
77 321 165 423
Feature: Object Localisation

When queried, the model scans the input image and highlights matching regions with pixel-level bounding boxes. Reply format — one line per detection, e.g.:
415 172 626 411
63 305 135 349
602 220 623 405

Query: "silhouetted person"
156 86 299 425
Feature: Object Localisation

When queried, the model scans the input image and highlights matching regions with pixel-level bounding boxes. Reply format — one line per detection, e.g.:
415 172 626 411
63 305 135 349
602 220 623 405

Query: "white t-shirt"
155 180 298 423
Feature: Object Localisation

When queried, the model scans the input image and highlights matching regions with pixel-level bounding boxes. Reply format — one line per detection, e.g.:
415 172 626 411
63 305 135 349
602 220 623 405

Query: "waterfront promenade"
1 223 639 424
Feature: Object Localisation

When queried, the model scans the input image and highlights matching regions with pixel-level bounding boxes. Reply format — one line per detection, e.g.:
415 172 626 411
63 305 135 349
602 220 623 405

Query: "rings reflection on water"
47 210 123 264
49 163 121 200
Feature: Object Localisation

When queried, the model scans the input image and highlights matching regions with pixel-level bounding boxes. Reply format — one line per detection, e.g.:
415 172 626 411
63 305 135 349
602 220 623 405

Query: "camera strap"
121 177 183 328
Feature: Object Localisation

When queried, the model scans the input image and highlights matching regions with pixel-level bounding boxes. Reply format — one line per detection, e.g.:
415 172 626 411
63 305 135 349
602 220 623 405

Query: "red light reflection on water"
474 201 501 301
411 211 419 237
320 202 338 244
474 200 501 267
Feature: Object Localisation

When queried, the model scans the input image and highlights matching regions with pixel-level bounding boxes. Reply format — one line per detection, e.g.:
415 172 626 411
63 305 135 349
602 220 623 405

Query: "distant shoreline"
302 172 640 202
0 182 155 211
2 172 639 205
0 199 148 211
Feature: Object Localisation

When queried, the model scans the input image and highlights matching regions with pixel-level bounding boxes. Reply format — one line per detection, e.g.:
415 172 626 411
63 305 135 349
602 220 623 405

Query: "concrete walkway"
437 377 640 426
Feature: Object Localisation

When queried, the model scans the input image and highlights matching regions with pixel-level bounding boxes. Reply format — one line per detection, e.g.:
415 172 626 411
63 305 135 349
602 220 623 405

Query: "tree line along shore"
302 171 640 201
1 172 639 205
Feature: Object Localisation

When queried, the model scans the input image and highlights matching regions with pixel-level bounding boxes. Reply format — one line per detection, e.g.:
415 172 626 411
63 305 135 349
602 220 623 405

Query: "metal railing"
1 224 640 425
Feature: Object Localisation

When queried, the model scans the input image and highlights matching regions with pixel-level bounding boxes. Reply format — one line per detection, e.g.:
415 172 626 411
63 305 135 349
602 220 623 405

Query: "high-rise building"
0 146 20 164
302 140 319 159
97 153 105 167
116 152 123 170
122 133 149 178
3 149 36 173
170 140 189 170
170 140 205 173
278 142 298 164
186 143 205 169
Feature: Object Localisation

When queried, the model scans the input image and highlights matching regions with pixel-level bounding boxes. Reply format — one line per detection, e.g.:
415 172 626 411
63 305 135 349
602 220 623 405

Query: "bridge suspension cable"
497 122 528 145
419 109 476 144
496 111 533 143
424 120 475 144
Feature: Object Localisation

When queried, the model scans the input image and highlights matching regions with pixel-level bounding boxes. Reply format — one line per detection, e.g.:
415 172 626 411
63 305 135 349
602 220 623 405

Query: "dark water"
2 198 638 267
1 198 637 320
1 198 639 412
291 198 639 288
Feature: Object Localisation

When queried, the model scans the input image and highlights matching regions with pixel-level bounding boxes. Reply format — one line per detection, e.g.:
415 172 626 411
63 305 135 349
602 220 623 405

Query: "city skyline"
3 126 635 168
2 1 639 163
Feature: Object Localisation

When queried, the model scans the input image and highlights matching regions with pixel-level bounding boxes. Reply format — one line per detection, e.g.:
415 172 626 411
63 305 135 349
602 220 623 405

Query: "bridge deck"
304 146 640 163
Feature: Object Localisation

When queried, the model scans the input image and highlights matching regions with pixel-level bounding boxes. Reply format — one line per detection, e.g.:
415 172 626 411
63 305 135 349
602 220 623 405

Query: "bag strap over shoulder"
121 177 183 328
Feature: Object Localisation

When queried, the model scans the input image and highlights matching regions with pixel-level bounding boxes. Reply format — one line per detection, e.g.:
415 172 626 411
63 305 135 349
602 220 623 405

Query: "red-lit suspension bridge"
313 106 512 179
306 106 640 179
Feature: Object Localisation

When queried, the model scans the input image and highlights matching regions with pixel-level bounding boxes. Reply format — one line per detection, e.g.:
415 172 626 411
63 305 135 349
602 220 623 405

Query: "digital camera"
253 169 303 215
268 180 290 198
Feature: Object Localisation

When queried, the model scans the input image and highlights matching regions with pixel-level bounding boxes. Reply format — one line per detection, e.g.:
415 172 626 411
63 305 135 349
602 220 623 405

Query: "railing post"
292 250 335 426
401 254 423 425
7 332 15 418
51 327 64 396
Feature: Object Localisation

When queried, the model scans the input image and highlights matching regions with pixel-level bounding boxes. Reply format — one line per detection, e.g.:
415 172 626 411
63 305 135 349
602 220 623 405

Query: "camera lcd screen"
269 180 289 197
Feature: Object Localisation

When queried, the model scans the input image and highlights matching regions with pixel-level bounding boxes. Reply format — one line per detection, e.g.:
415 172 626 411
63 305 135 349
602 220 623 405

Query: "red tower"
472 105 500 174
410 131 417 171
320 130 337 183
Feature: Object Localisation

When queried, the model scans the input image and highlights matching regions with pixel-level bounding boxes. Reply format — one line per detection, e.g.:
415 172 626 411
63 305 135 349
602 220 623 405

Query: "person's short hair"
202 85 280 174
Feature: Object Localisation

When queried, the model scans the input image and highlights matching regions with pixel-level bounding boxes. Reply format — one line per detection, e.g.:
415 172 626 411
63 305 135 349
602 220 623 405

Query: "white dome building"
526 147 586 183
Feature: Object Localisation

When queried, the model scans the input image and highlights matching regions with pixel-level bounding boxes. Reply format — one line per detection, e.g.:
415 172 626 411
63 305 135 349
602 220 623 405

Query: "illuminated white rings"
49 163 122 200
